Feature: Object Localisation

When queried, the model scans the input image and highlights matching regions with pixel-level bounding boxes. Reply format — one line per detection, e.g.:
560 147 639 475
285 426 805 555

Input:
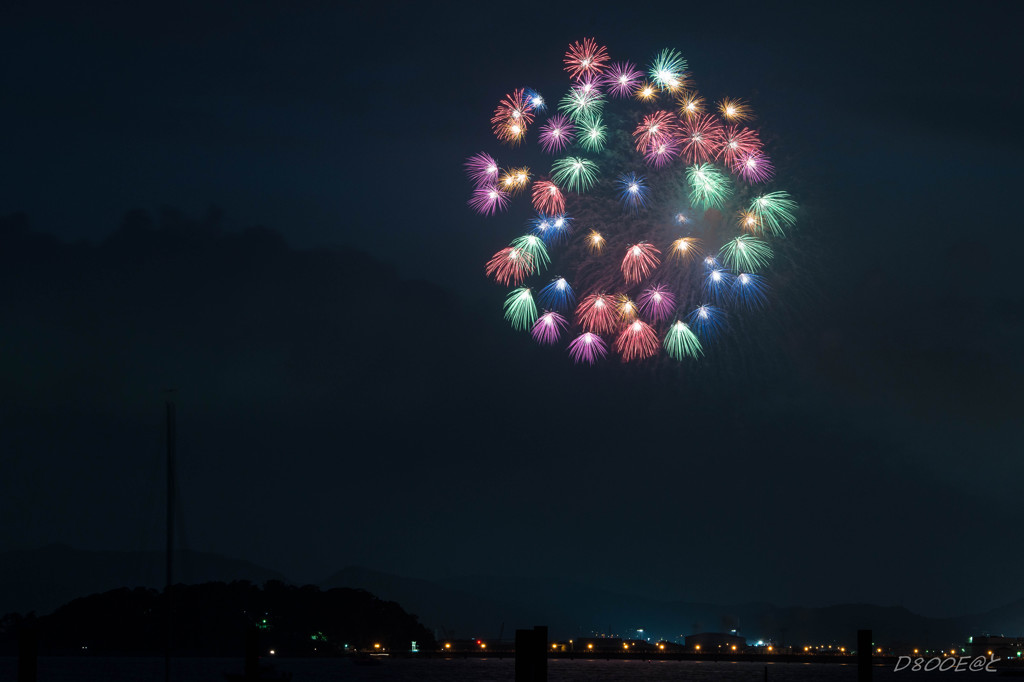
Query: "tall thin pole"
165 400 176 682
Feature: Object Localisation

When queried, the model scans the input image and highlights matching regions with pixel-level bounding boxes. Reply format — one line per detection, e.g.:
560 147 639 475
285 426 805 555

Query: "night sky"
1 2 1020 620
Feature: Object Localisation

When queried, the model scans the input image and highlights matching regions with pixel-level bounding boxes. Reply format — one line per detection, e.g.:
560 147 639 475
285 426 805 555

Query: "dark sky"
1 1 1020 619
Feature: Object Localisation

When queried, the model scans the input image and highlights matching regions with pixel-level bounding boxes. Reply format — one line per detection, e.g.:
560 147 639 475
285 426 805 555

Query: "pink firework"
531 311 568 345
637 285 676 323
680 113 724 164
464 152 500 187
621 243 661 285
485 247 534 285
643 138 681 168
563 38 610 80
603 61 642 98
567 332 608 365
538 115 576 153
615 320 659 362
718 125 762 166
731 150 775 183
468 185 510 216
633 111 680 152
575 293 618 334
531 180 565 214
575 72 603 96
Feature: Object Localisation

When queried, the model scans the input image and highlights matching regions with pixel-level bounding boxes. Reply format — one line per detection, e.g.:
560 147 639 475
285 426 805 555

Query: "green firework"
719 234 773 273
558 87 605 123
750 191 797 236
649 48 687 89
685 163 732 210
510 234 549 273
503 287 537 331
664 321 702 360
552 156 599 193
577 114 607 152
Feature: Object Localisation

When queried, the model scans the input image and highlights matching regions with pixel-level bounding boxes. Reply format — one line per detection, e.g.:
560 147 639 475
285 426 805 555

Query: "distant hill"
0 544 285 617
0 581 434 656
323 566 1024 649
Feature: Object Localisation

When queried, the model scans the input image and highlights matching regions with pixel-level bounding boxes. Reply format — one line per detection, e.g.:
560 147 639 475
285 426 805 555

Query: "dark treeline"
0 580 435 656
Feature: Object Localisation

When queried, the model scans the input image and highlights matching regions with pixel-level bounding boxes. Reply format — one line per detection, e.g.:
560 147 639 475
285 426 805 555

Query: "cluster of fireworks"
467 38 797 364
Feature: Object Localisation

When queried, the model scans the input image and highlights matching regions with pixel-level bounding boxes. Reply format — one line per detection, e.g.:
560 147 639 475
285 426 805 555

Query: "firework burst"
468 185 510 215
681 114 724 164
551 156 599 193
719 234 772 273
649 48 687 91
668 236 703 264
464 152 500 186
575 293 618 334
686 163 733 210
621 242 661 284
663 321 702 360
633 111 680 152
604 61 642 98
732 151 775 184
718 97 752 122
538 277 575 311
564 38 610 80
532 311 569 345
567 332 608 365
531 180 565 214
504 287 538 330
616 320 659 361
538 115 576 153
637 285 676 323
485 246 534 285
750 191 798 236
617 172 649 214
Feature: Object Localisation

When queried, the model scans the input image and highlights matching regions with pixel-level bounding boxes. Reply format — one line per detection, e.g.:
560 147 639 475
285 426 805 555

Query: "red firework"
621 242 661 285
490 89 535 140
632 111 680 152
485 247 535 286
531 180 565 214
680 113 724 164
616 320 659 362
563 38 610 80
575 293 618 334
717 125 762 166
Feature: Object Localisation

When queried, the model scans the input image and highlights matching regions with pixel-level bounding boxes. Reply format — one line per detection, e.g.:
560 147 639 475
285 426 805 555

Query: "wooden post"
858 629 872 682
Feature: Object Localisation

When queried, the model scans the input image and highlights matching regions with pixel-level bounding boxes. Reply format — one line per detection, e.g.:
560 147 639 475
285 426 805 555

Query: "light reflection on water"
0 656 965 681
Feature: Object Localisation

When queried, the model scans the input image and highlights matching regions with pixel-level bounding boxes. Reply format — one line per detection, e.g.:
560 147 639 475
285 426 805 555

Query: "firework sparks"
504 287 538 331
551 156 599 193
531 180 565 214
686 163 733 211
567 332 608 365
603 60 643 98
616 320 659 361
663 321 703 360
538 277 575 311
621 242 661 285
468 185 510 216
564 38 610 80
576 293 618 334
485 247 534 285
637 285 676 323
464 152 500 187
750 191 798 235
532 311 569 345
617 172 649 213
538 115 576 153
